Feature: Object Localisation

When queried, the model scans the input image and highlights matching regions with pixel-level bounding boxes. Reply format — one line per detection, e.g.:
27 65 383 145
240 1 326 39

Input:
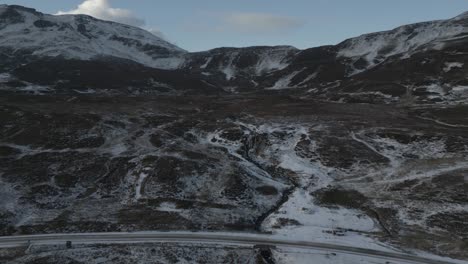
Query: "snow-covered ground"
273 248 397 264
201 122 396 252
207 121 468 262
249 124 395 252
273 247 468 264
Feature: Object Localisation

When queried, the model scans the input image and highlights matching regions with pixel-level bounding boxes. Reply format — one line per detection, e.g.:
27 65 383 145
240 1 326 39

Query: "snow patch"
424 83 445 95
254 52 290 75
452 85 468 92
135 170 149 200
152 57 185 70
296 71 318 86
158 202 184 213
0 73 12 82
263 189 388 252
149 79 172 89
73 88 96 94
266 69 303 90
108 143 127 156
200 57 212 69
17 84 51 95
443 62 464 72
273 247 468 264
222 67 235 81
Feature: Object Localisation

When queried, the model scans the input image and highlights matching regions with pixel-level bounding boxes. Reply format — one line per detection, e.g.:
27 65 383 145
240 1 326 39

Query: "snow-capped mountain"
0 4 467 104
0 5 186 69
336 11 468 75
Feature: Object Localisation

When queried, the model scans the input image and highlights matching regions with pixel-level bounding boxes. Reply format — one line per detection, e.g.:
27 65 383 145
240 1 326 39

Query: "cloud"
56 0 145 27
56 0 169 40
147 28 166 40
220 12 304 34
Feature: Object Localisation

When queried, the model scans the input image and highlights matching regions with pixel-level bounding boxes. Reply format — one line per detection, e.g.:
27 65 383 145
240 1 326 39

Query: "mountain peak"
1 4 38 13
0 4 40 19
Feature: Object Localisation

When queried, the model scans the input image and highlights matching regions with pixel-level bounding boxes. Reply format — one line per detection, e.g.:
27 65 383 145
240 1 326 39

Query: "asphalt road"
0 232 463 264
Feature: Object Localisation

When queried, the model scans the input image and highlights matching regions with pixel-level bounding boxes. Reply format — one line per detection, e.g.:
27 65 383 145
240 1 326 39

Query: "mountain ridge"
0 4 467 105
2 4 468 69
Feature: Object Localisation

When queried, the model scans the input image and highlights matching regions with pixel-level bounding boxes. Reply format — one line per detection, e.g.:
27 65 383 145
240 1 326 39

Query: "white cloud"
56 0 145 27
56 0 169 39
221 12 304 34
147 28 166 39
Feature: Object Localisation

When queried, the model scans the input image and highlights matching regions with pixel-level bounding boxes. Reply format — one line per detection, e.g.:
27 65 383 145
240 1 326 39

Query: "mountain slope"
336 12 468 75
0 5 186 69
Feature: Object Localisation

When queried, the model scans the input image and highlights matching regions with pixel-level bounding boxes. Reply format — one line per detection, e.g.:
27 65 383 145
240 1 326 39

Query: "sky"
3 0 468 51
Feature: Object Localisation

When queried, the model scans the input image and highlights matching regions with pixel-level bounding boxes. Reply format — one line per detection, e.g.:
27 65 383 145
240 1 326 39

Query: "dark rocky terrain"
0 4 467 263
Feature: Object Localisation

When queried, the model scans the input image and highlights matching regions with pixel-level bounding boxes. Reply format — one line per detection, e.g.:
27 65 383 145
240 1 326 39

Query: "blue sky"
3 0 468 51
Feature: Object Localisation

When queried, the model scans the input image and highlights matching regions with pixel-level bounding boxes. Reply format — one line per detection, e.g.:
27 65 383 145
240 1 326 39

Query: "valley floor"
0 94 467 263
